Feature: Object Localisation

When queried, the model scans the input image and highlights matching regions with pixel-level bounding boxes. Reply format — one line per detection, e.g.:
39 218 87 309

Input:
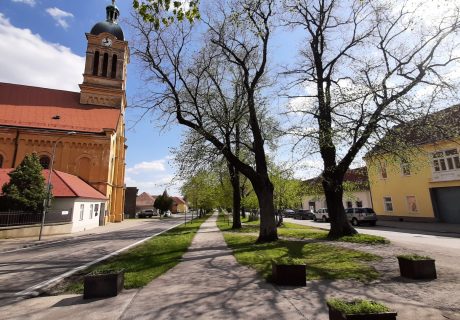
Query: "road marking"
14 220 185 297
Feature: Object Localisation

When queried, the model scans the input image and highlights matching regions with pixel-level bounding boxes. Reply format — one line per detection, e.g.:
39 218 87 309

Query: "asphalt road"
285 218 460 270
0 216 189 307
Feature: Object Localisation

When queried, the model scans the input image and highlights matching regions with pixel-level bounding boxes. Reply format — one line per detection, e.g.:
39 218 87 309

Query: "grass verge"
217 214 381 282
57 216 208 294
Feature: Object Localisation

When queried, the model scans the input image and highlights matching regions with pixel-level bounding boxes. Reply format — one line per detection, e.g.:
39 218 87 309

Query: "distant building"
365 105 460 223
0 2 129 224
0 168 107 235
171 197 188 213
136 192 156 213
302 167 372 212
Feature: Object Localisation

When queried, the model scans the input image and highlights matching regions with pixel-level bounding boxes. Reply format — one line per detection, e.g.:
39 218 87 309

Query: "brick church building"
0 1 129 224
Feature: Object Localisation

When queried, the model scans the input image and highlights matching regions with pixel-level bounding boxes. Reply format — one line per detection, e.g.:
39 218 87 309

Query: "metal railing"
0 209 73 227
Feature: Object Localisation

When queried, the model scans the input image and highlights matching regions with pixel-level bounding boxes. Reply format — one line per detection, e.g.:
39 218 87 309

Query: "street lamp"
39 131 76 240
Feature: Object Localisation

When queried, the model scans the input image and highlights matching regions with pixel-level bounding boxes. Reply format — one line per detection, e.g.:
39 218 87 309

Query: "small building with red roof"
0 168 107 233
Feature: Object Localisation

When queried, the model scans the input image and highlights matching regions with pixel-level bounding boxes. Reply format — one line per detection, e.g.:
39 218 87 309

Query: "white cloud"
46 7 74 29
11 0 36 6
0 14 84 91
125 158 182 196
126 160 166 174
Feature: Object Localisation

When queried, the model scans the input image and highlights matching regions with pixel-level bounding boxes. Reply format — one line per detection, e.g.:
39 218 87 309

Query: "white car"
313 208 329 222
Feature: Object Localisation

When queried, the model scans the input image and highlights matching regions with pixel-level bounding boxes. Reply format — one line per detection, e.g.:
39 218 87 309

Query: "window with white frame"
383 197 393 212
401 160 411 176
432 149 460 172
346 201 353 208
79 204 84 220
90 204 93 219
406 196 418 212
356 201 363 208
94 204 99 216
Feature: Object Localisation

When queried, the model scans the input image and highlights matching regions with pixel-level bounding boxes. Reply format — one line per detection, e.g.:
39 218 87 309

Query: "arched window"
111 54 117 79
93 51 100 76
39 155 51 169
0 154 3 168
102 53 109 77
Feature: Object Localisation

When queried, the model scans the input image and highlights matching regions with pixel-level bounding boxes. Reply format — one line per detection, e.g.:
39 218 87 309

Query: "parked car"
138 209 155 218
294 209 315 220
313 208 329 222
345 207 377 226
163 210 171 217
282 209 296 218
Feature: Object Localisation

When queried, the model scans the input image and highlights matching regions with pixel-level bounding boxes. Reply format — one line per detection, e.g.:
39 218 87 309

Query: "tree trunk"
253 180 278 243
227 162 242 229
322 174 357 239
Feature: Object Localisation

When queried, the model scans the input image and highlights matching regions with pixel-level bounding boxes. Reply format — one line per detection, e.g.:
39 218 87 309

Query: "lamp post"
39 131 76 240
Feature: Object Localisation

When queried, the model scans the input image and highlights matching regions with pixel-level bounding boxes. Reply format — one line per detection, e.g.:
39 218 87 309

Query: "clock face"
101 37 112 47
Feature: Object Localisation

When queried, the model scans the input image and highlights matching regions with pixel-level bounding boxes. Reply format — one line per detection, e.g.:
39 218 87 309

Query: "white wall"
302 190 372 211
71 198 105 233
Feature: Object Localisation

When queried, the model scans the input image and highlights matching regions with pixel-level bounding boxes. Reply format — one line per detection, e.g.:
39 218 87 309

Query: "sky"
1 0 455 196
0 0 186 196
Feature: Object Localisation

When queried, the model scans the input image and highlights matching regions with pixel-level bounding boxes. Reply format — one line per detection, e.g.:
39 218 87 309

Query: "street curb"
14 220 186 298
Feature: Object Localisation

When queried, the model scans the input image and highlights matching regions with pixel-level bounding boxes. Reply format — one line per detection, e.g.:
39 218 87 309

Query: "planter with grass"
271 258 306 286
397 254 437 280
83 269 124 299
327 299 397 320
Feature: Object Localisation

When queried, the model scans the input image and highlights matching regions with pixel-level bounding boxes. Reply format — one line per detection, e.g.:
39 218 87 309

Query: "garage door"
431 187 460 223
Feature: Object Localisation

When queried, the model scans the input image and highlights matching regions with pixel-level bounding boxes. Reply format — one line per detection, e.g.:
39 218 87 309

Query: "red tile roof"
0 82 120 133
136 192 156 206
0 169 107 200
172 196 186 205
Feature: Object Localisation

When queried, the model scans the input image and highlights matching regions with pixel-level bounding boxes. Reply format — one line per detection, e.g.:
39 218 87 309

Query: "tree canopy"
1 153 47 212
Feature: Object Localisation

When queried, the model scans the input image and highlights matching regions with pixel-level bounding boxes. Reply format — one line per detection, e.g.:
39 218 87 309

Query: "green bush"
327 298 391 314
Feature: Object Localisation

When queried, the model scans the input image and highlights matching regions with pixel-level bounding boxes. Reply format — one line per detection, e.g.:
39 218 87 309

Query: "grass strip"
217 214 380 282
62 215 208 294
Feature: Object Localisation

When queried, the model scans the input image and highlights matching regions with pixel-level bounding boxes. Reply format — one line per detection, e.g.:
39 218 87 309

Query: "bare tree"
131 0 280 242
283 0 460 238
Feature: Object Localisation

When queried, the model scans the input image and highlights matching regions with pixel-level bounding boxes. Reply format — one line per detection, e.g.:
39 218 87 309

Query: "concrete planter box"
271 263 306 286
83 270 124 299
397 257 437 280
327 302 397 320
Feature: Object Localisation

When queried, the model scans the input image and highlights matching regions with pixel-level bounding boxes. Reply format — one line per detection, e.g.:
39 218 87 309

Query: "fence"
0 209 73 228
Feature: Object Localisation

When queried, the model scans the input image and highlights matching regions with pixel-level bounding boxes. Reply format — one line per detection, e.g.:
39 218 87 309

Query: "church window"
93 51 100 75
0 154 3 168
102 53 109 77
39 155 51 169
111 54 117 78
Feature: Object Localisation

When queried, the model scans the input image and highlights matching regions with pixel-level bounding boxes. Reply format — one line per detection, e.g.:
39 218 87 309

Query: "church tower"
80 0 130 109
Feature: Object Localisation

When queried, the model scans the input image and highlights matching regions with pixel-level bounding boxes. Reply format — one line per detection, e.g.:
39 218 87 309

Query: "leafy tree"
283 0 460 238
1 153 47 212
133 0 200 29
154 189 174 215
131 0 280 242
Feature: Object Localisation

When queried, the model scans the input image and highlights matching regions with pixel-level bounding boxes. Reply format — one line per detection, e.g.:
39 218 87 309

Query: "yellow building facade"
366 110 460 223
0 2 129 223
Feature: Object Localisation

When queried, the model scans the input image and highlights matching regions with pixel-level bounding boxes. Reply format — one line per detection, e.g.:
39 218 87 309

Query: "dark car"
137 209 155 218
282 209 296 218
294 209 314 220
345 207 377 226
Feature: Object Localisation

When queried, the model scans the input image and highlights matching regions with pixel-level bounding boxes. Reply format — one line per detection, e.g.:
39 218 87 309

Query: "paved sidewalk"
1 214 457 320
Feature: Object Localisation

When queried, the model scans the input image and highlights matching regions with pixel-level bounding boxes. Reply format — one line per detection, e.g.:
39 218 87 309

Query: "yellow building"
0 2 129 224
365 106 460 223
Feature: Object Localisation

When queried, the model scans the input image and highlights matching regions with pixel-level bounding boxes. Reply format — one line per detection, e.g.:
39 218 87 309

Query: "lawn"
61 215 208 294
217 214 381 282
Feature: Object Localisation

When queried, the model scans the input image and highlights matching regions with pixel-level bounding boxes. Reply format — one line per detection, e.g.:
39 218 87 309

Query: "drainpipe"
12 130 20 167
